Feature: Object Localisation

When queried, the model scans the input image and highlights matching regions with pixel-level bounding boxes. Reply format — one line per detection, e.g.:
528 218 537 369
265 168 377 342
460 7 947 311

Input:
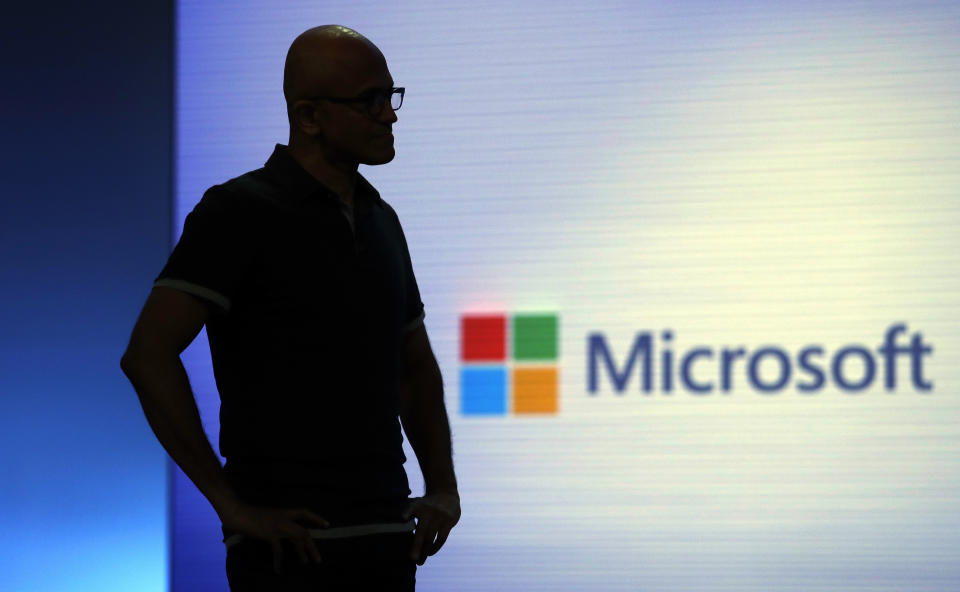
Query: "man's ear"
291 100 323 137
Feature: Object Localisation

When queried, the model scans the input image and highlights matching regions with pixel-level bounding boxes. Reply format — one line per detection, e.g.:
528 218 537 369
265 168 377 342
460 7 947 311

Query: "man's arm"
399 323 460 565
120 286 326 572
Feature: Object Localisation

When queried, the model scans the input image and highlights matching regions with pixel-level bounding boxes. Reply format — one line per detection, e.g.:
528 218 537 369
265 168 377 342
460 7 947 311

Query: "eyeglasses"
309 87 404 117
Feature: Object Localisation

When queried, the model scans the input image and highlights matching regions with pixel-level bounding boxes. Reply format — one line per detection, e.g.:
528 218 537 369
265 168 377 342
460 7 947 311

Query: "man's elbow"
120 346 175 379
398 381 418 421
120 349 148 379
120 347 136 371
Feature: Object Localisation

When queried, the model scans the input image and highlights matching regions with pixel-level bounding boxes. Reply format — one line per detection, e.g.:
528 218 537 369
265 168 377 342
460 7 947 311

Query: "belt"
223 519 417 549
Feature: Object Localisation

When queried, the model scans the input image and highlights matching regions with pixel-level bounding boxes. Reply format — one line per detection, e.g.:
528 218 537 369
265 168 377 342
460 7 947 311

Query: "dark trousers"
225 531 416 591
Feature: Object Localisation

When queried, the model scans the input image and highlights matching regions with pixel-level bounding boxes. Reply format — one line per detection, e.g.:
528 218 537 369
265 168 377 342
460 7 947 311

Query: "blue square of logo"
461 367 507 415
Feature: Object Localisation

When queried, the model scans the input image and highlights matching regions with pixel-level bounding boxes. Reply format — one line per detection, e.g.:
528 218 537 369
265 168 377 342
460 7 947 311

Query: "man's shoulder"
358 172 401 218
378 197 401 220
208 167 273 201
197 167 279 215
367 190 402 226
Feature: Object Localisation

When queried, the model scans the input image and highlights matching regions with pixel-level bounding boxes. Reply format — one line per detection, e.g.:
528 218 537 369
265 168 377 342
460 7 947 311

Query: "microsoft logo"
459 313 560 415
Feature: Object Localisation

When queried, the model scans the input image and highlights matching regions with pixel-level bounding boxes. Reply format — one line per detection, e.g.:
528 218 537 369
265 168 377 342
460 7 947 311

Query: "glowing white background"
177 2 960 589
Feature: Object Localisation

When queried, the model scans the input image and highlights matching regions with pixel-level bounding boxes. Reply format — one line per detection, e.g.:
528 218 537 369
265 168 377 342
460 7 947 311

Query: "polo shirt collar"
264 143 383 209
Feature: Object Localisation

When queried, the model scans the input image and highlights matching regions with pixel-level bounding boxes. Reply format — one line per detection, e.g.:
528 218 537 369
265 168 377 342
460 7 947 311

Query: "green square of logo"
512 314 558 361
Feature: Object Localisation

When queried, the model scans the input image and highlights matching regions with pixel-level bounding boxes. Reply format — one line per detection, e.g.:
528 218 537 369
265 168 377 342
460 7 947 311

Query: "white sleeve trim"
153 278 231 312
403 308 425 333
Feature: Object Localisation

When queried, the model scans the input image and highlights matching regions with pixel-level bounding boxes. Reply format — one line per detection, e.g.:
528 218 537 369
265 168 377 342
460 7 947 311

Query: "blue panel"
461 367 508 416
171 463 228 592
2 1 173 591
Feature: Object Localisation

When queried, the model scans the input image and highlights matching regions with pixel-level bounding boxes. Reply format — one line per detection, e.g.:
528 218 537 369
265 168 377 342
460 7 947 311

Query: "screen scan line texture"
175 2 960 590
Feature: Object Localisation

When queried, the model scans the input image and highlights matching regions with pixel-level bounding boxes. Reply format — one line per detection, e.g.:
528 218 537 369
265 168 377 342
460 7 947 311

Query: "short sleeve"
154 187 246 313
396 217 425 333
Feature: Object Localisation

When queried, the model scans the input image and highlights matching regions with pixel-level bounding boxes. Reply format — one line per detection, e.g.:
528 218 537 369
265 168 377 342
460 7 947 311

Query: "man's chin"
360 148 396 166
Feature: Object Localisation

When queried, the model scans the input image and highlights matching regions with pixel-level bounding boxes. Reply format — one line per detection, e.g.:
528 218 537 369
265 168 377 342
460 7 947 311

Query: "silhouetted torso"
155 144 424 526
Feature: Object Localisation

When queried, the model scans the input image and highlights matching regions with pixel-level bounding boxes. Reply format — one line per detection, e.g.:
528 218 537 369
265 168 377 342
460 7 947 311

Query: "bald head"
283 25 386 115
282 25 398 169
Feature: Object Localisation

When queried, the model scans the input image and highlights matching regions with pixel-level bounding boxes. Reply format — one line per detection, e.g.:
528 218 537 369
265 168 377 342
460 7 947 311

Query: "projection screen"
172 2 960 590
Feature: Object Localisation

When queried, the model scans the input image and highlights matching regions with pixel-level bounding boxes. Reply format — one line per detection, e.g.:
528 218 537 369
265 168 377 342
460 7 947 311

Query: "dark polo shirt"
155 144 424 526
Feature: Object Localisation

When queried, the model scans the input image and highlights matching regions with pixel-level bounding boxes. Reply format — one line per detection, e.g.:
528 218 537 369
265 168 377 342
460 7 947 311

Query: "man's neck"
287 143 358 209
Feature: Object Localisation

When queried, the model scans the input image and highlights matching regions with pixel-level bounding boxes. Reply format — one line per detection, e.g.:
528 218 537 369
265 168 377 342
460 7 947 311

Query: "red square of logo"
461 314 507 361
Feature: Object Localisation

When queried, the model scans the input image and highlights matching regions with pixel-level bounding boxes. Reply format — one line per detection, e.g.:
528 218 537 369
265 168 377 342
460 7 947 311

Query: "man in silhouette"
121 25 459 590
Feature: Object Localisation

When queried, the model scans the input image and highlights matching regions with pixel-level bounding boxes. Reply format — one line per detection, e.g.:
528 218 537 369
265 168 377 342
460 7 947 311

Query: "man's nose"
380 103 398 124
